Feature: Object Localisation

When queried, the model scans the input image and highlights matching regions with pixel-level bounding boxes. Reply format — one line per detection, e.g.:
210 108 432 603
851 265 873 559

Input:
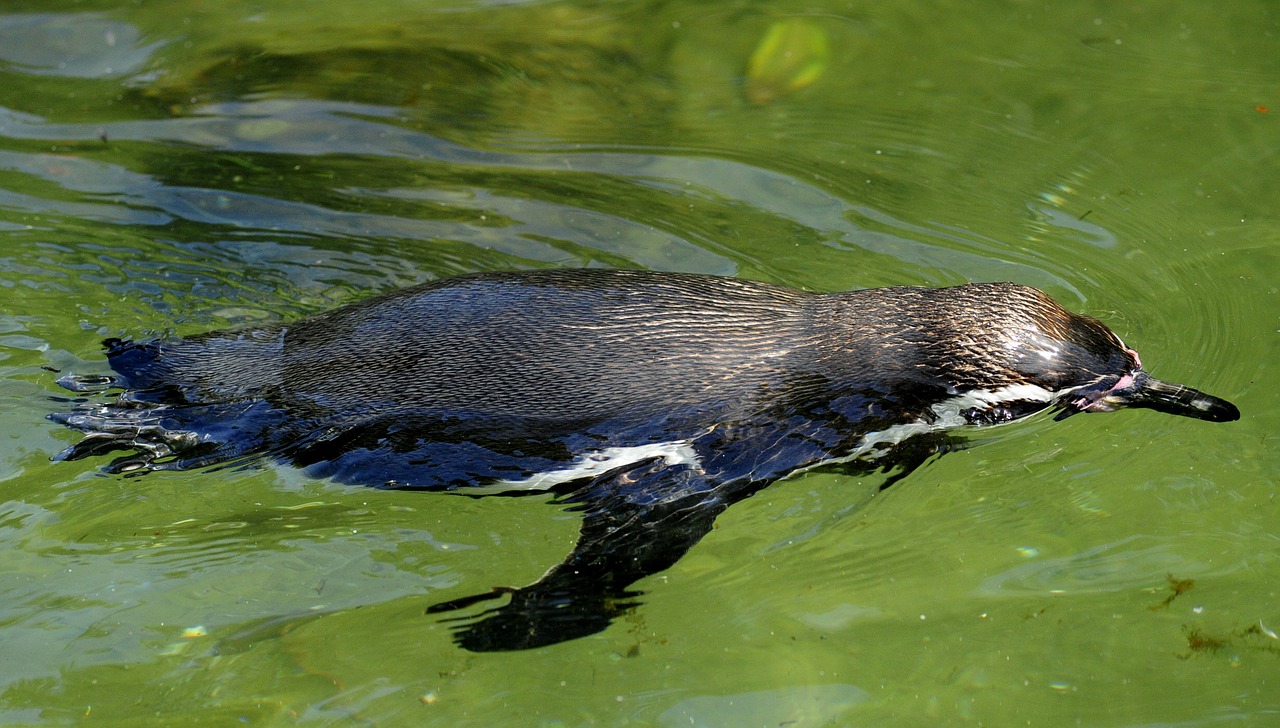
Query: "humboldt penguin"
49 269 1240 651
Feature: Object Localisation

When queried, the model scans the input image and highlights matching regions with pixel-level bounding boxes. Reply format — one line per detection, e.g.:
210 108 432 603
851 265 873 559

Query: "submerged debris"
1149 573 1194 611
1179 623 1280 660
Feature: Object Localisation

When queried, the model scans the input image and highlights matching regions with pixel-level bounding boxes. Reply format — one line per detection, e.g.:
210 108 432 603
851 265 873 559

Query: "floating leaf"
745 19 830 105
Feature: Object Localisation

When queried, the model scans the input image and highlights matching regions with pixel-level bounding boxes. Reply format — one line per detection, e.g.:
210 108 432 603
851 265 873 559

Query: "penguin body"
51 269 1239 650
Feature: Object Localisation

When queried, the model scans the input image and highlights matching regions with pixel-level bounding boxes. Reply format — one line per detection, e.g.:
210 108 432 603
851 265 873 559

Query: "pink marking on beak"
1075 371 1138 413
1110 372 1136 393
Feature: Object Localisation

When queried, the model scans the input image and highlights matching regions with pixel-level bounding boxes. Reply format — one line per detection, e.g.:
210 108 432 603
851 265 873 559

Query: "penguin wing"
422 410 871 651
427 456 728 651
425 407 973 652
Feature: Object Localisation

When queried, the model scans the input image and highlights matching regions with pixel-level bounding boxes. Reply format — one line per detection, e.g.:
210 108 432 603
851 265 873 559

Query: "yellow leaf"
745 19 830 105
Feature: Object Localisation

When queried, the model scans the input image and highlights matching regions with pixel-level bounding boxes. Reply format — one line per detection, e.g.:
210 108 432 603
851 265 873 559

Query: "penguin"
49 269 1240 651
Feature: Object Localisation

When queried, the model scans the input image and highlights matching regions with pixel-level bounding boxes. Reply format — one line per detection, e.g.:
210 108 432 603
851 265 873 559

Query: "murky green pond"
2 1 1277 725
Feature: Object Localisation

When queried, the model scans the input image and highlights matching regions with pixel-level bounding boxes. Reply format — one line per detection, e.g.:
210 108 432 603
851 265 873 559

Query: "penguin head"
1058 368 1240 422
945 284 1240 423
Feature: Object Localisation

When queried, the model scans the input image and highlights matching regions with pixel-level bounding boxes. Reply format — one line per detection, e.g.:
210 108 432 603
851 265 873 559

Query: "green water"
1 1 1276 725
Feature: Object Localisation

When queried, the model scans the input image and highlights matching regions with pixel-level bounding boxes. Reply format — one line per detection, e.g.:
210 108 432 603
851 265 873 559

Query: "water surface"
1 1 1276 725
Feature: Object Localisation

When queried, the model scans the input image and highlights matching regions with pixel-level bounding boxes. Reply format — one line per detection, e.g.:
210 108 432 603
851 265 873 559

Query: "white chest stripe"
476 384 1064 493
790 383 1061 476
476 441 703 494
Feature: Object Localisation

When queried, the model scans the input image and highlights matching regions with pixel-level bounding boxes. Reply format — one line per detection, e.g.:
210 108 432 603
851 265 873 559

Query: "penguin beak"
1097 370 1240 422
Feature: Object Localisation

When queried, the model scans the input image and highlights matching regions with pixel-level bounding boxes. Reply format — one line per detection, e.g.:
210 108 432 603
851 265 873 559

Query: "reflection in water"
0 14 164 79
660 683 870 727
978 536 1198 595
1 96 1109 294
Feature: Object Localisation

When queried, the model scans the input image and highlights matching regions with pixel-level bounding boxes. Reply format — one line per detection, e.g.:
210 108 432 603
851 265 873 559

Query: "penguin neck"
801 291 1060 426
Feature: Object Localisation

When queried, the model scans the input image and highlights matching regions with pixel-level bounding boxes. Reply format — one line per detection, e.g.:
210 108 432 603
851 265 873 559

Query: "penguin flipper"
427 458 727 651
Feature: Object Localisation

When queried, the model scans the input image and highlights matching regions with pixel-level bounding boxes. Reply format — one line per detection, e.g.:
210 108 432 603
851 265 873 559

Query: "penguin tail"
49 395 282 475
49 334 287 475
